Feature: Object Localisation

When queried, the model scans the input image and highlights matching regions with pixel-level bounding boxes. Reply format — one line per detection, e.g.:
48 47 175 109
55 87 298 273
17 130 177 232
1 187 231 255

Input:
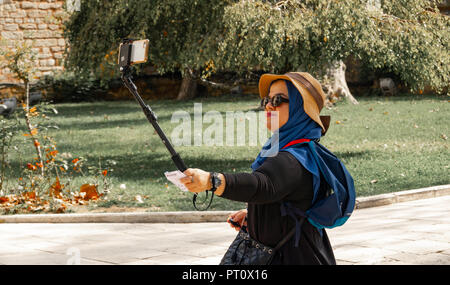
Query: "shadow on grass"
52 93 258 117
53 108 262 131
53 102 142 118
2 149 253 181
55 117 151 130
95 152 254 181
5 147 372 183
333 150 374 159
91 151 250 211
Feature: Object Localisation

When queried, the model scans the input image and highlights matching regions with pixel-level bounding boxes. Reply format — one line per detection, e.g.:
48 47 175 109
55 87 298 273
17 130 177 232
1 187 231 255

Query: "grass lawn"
3 92 449 212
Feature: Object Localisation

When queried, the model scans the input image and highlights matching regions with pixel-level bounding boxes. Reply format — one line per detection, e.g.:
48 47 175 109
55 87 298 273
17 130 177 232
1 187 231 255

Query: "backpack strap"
279 139 325 246
280 202 307 247
274 227 296 252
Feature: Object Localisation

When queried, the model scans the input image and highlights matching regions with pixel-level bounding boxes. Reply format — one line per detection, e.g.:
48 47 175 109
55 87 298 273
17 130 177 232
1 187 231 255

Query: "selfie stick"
119 39 214 211
119 40 187 172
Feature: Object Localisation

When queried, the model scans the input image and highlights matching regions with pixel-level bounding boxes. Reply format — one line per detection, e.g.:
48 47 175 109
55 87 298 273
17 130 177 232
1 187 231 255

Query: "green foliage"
64 0 449 93
217 0 449 93
36 71 110 103
64 0 228 81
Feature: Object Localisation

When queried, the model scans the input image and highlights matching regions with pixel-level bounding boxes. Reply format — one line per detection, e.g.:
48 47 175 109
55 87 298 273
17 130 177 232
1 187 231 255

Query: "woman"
180 72 344 265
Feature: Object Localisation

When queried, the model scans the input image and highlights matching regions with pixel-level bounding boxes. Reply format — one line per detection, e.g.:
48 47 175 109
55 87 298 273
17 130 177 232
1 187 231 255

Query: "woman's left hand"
180 168 212 193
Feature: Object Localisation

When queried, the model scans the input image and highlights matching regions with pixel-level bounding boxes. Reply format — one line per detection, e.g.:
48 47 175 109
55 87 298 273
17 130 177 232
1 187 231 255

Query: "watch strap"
209 172 220 192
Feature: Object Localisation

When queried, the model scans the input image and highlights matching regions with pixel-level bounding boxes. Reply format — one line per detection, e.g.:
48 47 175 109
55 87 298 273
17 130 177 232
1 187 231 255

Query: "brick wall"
0 0 66 85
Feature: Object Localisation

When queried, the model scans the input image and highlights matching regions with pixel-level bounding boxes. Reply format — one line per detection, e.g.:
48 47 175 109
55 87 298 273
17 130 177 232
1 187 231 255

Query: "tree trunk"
176 70 198 100
322 60 359 106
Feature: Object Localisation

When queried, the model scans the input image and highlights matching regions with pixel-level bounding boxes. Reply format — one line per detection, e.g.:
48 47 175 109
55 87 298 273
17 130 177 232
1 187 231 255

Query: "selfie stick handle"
120 66 187 172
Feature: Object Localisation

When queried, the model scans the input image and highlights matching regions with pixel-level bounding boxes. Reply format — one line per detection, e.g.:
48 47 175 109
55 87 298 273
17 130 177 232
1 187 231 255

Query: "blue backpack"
280 140 356 247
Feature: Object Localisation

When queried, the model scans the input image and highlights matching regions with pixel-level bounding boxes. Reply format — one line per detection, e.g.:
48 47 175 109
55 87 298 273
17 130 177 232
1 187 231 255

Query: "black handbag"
219 226 295 265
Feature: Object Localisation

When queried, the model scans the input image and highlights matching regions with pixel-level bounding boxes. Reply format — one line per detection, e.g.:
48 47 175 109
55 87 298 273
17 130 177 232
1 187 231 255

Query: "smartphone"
118 39 149 68
228 218 241 228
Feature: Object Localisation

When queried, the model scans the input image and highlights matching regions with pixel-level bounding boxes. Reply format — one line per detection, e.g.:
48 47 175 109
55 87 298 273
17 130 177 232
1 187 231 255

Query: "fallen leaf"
24 191 36 200
27 163 37 171
49 177 63 198
56 203 67 213
80 184 99 200
0 197 9 204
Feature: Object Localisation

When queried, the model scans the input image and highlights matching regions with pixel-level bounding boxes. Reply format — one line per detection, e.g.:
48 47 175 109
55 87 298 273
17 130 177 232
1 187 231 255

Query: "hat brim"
259 73 329 135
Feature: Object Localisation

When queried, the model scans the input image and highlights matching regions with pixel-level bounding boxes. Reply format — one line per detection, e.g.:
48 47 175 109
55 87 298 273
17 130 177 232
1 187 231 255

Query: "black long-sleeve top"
222 151 336 265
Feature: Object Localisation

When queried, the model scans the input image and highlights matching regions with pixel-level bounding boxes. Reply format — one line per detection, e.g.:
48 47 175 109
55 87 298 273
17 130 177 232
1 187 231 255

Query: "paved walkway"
0 195 449 265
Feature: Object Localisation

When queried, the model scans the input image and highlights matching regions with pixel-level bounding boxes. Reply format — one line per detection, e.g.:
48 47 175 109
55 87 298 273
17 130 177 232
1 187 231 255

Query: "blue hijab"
251 80 356 246
251 80 323 202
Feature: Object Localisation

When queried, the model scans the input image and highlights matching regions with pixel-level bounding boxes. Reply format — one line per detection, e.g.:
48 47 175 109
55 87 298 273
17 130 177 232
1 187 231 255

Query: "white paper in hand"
164 170 189 192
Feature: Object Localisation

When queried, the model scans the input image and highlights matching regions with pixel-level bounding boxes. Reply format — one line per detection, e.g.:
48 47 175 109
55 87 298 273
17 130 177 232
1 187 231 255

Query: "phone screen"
118 39 149 67
130 39 149 64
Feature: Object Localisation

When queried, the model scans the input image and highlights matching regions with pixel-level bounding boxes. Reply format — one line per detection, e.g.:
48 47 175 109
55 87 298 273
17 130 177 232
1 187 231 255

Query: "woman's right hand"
227 209 247 231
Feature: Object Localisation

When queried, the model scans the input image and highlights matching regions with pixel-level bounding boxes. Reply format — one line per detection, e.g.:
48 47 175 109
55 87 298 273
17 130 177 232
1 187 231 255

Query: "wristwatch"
209 172 222 192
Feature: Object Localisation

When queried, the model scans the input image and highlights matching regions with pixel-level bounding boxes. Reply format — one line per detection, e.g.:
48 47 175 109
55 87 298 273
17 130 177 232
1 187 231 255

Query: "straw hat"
258 72 331 135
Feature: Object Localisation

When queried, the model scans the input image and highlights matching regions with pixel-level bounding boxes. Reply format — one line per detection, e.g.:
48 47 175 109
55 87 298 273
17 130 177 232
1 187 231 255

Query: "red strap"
282 139 311 149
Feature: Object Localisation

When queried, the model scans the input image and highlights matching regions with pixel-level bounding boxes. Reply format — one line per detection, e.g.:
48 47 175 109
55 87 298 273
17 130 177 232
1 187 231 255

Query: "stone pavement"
0 195 449 265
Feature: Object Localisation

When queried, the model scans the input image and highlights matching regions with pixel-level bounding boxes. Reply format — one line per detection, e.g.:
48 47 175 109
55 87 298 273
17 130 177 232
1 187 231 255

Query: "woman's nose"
265 102 275 111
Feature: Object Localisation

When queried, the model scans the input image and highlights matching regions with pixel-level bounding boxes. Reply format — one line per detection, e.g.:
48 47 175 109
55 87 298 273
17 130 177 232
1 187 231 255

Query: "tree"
214 0 449 100
64 0 449 101
64 0 228 100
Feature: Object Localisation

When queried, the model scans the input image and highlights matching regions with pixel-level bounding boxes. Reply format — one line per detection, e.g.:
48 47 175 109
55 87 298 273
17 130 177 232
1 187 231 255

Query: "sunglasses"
260 93 289 108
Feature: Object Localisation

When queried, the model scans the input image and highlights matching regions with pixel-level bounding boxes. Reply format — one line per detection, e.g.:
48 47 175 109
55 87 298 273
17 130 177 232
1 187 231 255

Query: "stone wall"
0 0 66 85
